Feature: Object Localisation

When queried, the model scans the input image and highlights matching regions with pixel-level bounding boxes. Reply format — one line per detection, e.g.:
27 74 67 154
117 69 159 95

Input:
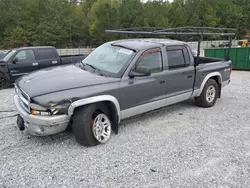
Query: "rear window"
37 49 56 59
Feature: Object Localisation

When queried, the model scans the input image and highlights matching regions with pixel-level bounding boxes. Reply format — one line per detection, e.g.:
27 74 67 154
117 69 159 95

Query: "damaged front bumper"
14 95 71 136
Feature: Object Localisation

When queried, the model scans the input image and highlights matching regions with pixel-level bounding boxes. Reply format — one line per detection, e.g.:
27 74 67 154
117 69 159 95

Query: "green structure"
205 47 250 70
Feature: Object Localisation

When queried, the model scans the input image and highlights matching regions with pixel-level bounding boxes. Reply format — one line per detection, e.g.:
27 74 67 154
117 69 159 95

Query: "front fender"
68 95 121 122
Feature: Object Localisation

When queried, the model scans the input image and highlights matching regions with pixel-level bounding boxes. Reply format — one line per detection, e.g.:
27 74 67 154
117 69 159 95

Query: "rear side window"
166 46 192 70
37 49 56 60
167 49 185 69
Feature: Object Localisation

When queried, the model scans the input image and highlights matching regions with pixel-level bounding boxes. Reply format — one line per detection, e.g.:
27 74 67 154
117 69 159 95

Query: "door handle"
159 79 166 84
187 75 193 78
32 62 39 66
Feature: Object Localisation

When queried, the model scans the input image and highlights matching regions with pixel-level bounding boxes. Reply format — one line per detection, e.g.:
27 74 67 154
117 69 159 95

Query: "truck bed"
195 56 224 64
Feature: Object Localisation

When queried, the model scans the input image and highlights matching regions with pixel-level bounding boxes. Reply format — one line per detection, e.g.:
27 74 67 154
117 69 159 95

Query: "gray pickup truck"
14 37 232 146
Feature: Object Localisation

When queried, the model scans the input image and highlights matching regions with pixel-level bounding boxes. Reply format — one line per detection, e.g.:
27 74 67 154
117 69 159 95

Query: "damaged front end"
30 99 72 117
14 86 72 136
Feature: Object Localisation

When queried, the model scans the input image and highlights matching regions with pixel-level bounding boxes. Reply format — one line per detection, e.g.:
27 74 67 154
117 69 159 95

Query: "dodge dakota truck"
0 46 86 89
13 27 234 147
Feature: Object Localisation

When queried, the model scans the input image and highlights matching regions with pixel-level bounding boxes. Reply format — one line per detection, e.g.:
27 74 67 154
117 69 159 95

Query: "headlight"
30 103 65 116
30 103 51 116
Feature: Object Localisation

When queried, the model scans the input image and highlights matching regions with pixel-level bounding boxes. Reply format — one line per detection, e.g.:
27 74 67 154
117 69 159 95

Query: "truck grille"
15 85 30 113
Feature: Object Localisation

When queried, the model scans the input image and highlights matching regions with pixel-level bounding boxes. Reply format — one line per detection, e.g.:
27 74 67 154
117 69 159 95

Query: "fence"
57 48 94 55
187 40 238 57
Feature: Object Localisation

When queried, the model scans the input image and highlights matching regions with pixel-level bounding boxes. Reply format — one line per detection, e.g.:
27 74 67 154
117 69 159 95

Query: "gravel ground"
0 71 250 188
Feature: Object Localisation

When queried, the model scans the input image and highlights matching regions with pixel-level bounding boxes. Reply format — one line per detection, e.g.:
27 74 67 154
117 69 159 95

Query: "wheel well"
104 101 119 134
209 76 222 98
82 101 119 134
210 76 219 84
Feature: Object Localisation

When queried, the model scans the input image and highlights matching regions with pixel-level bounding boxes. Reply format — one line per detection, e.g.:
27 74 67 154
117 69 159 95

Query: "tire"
72 103 112 146
195 79 219 108
0 73 10 90
17 115 25 131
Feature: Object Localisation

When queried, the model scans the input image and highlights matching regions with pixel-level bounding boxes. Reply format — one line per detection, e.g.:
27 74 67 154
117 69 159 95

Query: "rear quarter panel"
194 60 232 90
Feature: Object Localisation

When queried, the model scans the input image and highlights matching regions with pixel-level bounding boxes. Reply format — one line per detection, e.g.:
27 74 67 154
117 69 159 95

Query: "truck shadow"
26 99 196 146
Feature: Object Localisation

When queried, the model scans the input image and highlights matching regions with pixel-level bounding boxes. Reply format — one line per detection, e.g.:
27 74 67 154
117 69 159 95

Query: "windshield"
3 50 16 61
82 44 135 76
0 50 9 59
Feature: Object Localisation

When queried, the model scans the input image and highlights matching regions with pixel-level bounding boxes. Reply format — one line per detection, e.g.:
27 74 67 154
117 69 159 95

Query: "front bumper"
14 95 71 136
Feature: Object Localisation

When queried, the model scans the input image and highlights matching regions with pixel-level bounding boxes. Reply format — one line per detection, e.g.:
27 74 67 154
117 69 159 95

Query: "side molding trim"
121 92 192 120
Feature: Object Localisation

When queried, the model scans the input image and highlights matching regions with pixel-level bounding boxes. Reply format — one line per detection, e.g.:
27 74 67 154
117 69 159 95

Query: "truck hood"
15 64 119 98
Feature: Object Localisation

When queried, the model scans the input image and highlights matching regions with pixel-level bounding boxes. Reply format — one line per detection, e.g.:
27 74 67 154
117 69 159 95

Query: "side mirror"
129 66 151 78
12 57 18 64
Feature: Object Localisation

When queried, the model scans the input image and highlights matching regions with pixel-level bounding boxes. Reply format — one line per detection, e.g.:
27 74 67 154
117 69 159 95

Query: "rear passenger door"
36 48 60 69
165 45 195 100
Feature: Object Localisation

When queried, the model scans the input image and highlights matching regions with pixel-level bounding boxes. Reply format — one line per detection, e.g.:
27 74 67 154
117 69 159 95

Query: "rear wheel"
195 79 219 108
72 103 112 146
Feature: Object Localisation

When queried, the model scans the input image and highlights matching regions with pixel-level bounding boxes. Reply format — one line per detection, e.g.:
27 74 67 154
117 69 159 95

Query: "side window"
166 49 186 70
37 49 56 60
14 50 35 62
137 51 162 73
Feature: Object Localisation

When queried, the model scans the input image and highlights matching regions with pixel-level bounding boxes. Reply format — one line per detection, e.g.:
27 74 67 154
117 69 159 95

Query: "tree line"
0 0 249 49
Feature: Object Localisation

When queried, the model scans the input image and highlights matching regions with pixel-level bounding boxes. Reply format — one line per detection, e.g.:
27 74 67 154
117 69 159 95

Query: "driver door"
119 48 168 119
8 49 39 81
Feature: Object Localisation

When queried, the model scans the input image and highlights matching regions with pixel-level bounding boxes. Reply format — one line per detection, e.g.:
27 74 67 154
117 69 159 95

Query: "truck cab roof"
15 46 55 51
109 38 186 51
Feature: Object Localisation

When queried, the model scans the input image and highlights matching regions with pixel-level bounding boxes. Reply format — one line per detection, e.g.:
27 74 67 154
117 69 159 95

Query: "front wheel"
0 74 10 90
195 79 219 108
72 103 112 146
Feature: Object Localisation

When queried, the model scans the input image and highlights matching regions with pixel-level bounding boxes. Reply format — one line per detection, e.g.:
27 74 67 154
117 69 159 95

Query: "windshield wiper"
85 63 104 76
